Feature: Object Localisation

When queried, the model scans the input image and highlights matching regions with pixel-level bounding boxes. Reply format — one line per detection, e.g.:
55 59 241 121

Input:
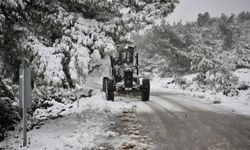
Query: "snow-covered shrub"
174 77 187 89
0 76 21 141
0 97 21 141
0 77 16 102
23 86 75 129
214 72 239 91
223 88 239 97
32 86 77 111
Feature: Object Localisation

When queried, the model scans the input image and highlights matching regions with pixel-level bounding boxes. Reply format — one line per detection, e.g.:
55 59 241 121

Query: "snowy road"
135 90 250 150
86 78 250 150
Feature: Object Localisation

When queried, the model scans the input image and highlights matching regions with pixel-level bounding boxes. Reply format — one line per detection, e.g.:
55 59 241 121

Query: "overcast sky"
167 0 250 23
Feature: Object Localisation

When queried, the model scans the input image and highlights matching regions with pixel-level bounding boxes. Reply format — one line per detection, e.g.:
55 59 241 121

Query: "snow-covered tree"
0 0 179 88
133 21 192 75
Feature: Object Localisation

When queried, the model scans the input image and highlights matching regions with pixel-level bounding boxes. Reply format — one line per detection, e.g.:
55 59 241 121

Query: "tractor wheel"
105 79 114 101
102 77 108 92
141 79 150 101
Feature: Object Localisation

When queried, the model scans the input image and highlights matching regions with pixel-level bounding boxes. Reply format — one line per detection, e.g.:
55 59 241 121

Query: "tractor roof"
116 44 135 52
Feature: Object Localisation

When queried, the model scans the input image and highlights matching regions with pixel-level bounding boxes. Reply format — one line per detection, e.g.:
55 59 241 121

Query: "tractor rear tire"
102 77 108 92
106 79 114 101
141 79 150 101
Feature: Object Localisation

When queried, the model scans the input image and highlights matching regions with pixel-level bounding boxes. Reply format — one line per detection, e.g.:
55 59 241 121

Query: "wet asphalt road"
137 91 250 150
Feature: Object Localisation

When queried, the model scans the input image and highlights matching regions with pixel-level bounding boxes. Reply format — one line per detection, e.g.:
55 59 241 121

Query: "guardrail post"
19 67 31 147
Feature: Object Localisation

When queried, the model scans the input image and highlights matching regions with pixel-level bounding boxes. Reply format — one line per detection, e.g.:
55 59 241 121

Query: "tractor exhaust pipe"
136 53 139 76
110 56 114 69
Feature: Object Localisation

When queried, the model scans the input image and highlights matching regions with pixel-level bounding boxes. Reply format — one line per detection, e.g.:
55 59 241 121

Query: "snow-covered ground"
151 69 250 116
0 90 130 150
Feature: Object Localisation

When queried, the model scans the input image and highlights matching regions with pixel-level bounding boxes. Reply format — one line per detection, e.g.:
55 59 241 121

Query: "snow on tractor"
102 44 150 101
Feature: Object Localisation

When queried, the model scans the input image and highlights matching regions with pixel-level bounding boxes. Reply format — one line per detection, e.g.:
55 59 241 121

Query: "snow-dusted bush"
0 77 21 141
30 86 77 124
0 98 21 141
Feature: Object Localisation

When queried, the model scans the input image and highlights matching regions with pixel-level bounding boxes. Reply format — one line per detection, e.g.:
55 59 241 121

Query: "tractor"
102 44 150 101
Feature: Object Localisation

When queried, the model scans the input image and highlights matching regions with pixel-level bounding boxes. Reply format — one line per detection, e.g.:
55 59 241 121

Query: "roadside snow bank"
0 90 133 150
152 69 250 116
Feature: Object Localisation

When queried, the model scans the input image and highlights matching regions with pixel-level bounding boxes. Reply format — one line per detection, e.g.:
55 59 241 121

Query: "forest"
134 11 250 91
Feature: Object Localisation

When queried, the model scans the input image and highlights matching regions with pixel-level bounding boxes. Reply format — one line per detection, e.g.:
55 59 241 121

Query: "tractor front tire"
106 79 114 101
141 79 150 101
